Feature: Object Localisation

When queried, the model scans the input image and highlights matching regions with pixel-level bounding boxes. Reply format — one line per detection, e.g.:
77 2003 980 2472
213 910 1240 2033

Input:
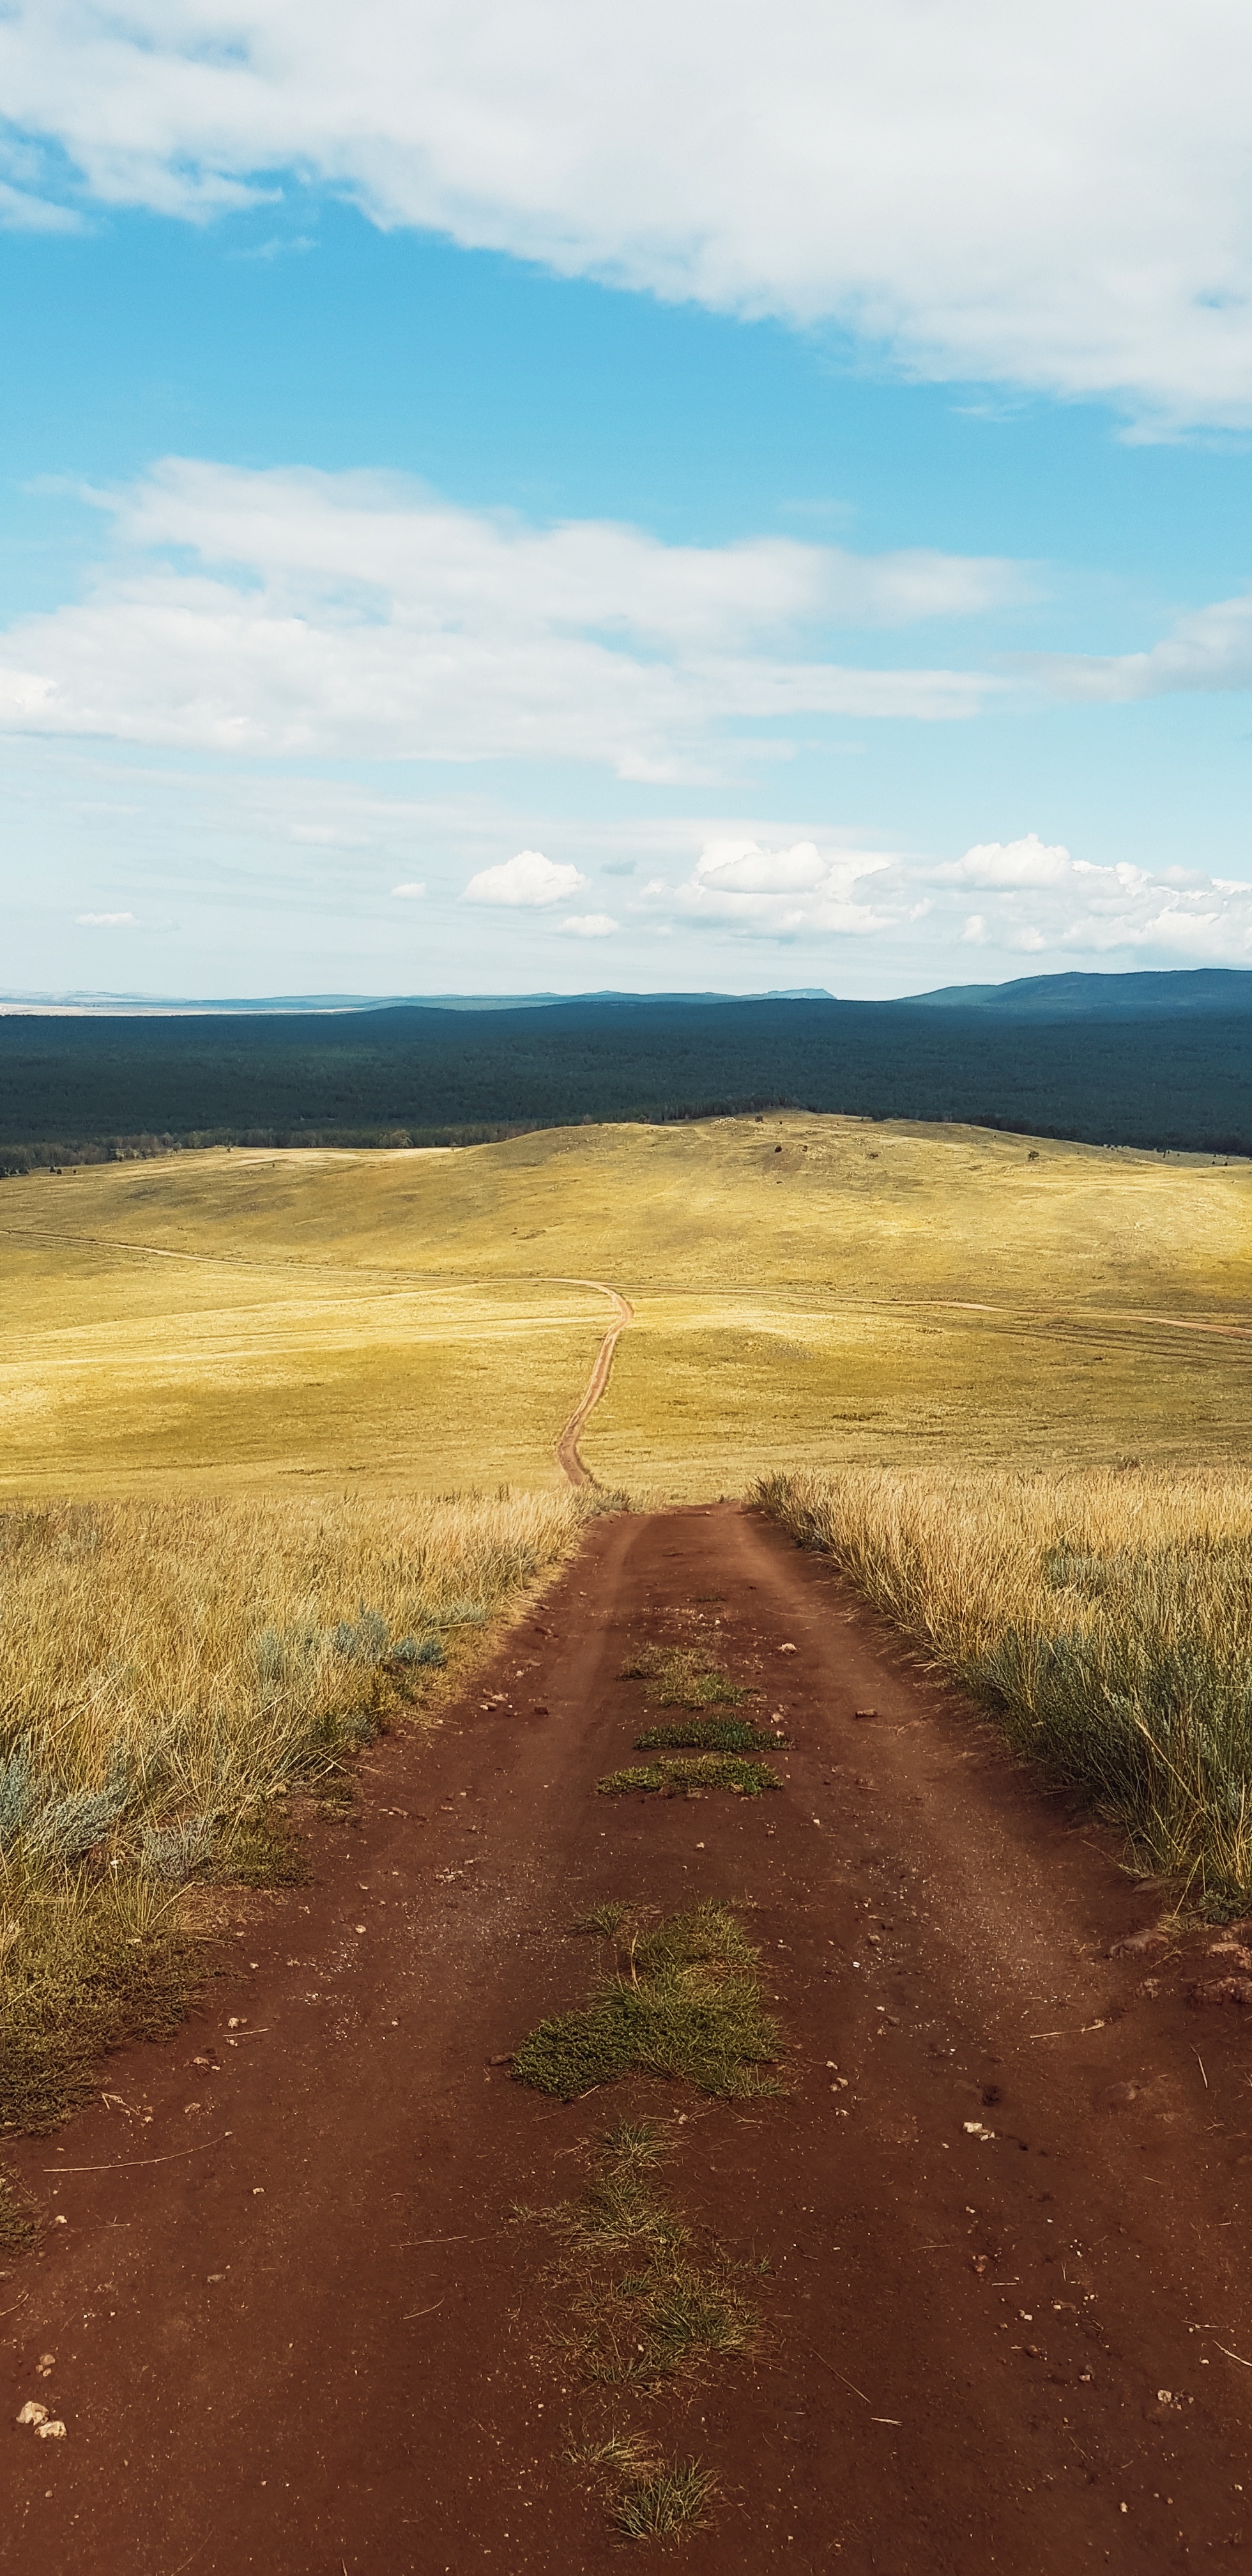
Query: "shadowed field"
2 1114 1249 1498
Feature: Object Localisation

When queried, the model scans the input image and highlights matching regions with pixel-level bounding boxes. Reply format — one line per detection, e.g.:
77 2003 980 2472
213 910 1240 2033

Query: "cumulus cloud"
3 3 1252 419
660 838 916 938
637 828 1252 964
76 909 135 925
926 841 1252 962
11 737 1252 985
560 912 618 937
462 850 588 907
0 459 1003 774
935 833 1073 889
390 879 426 897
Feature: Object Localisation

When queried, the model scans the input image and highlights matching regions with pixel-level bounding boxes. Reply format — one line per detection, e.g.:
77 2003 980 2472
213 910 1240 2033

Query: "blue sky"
3 4 1252 998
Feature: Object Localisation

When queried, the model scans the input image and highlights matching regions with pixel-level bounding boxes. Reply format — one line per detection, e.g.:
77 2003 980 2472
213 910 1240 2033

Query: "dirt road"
6 1505 1252 2573
554 1281 634 1484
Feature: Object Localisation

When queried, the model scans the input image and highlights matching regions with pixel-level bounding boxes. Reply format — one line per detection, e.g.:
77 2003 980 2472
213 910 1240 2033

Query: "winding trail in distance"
552 1277 634 1485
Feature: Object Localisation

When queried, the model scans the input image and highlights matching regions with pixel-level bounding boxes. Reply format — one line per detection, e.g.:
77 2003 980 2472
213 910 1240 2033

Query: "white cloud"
661 838 912 937
391 879 426 898
935 832 1073 889
462 849 588 907
0 459 1002 774
4 4 1252 419
1043 593 1252 702
76 910 136 925
641 827 1252 964
924 841 1252 962
560 912 618 937
0 176 82 231
9 737 1252 990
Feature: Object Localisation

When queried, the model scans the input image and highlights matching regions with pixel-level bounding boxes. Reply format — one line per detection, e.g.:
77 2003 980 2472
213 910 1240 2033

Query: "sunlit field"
4 1113 1252 2141
2 1116 1248 1500
0 1150 608 1495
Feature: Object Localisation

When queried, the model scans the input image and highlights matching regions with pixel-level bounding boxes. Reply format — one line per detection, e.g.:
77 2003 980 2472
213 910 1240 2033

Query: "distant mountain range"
1 967 1249 1020
0 986 833 1017
899 967 1252 1020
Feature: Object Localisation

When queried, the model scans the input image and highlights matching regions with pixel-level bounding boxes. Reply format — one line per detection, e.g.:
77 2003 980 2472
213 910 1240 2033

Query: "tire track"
551 1277 634 1486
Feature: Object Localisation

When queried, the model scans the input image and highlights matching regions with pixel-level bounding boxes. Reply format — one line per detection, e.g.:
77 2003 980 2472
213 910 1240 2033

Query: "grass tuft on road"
615 2461 718 2542
540 2127 748 2542
0 2164 37 2253
553 2120 757 2383
634 1717 786 1751
620 1645 749 1709
598 1756 781 1798
512 1902 781 2100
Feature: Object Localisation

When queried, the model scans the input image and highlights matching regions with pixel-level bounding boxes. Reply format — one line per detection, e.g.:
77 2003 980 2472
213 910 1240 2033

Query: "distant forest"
0 993 1248 1169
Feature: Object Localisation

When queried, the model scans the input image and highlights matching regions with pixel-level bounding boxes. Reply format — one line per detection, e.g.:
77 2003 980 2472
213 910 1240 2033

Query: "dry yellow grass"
758 1464 1252 1906
2 1115 1249 1499
0 1486 592 1817
0 1484 597 2133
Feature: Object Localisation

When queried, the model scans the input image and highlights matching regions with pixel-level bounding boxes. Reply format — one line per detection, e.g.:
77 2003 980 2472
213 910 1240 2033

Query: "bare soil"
553 1280 634 1485
5 1504 1252 2573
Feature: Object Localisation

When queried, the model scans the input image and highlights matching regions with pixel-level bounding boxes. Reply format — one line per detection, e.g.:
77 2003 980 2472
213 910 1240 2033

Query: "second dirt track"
6 1503 1252 2575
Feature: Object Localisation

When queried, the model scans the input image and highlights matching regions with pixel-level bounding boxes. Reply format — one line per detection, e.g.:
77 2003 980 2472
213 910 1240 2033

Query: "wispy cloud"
1040 592 1252 702
0 459 1005 777
0 175 82 231
76 909 136 925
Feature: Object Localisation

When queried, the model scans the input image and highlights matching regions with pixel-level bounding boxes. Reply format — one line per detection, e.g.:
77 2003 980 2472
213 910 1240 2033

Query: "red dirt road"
6 1505 1252 2574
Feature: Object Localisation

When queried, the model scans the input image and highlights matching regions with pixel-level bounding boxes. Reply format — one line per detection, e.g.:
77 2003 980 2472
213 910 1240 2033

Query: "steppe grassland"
3 1117 1249 1499
1 1485 595 2140
0 1149 609 1494
759 1464 1252 1910
3 1114 1250 2147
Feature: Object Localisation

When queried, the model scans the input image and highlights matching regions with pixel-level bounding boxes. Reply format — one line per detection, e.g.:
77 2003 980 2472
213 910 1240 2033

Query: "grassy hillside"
3 1114 1249 1499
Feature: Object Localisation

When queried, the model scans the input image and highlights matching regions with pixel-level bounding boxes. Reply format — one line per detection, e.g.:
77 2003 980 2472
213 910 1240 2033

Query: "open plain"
3 1113 1251 1496
4 1115 1252 2572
